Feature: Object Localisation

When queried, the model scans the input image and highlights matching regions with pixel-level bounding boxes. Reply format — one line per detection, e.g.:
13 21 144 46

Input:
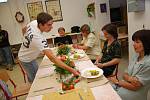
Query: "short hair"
132 30 150 56
80 24 91 33
101 23 118 39
58 27 65 32
37 12 53 25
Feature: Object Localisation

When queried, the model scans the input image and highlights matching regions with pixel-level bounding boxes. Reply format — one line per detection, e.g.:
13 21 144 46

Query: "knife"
78 93 83 100
33 87 54 92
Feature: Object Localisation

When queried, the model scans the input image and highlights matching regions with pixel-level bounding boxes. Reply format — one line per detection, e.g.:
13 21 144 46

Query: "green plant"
87 3 95 17
57 45 71 55
54 57 75 75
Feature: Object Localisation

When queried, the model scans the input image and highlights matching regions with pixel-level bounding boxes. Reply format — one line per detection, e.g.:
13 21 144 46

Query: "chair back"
0 70 10 83
107 64 119 80
0 79 12 100
17 59 28 83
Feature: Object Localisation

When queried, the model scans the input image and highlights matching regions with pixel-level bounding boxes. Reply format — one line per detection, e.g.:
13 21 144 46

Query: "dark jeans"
20 60 38 83
0 46 13 65
101 65 116 77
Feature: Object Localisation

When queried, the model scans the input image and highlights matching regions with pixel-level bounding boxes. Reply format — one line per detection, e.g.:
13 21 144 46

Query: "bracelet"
115 81 119 85
115 81 121 87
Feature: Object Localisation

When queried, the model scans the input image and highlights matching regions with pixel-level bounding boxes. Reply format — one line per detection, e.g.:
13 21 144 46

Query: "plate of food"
69 53 85 60
81 68 103 78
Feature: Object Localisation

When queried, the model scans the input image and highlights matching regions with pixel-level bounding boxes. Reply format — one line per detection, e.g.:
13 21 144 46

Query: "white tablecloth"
26 53 121 100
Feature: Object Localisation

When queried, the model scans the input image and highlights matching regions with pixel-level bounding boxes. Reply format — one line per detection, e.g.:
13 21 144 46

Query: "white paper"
26 95 43 100
36 67 55 77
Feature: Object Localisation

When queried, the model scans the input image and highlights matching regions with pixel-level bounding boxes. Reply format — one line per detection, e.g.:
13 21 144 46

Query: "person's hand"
72 70 80 77
109 77 119 84
95 63 103 68
94 56 101 64
127 76 141 86
22 26 27 35
72 44 78 48
94 60 99 65
123 73 139 85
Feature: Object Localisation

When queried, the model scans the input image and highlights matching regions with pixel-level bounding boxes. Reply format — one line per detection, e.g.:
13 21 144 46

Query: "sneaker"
8 67 13 71
1 63 7 67
6 64 13 71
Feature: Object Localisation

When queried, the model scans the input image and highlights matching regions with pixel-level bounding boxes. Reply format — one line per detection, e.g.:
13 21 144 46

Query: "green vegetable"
54 58 75 75
57 45 71 55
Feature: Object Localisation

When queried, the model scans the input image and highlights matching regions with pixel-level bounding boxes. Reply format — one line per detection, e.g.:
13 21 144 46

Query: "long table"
26 49 121 100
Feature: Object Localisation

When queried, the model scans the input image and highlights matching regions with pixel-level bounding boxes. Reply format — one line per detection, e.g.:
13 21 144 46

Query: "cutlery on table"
33 87 54 92
78 93 83 100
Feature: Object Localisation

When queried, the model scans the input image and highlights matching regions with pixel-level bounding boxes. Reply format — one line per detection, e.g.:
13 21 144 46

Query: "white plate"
69 53 85 59
81 68 103 78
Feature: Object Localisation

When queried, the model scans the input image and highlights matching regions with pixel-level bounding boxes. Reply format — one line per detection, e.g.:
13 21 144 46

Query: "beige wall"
128 0 150 61
0 0 110 45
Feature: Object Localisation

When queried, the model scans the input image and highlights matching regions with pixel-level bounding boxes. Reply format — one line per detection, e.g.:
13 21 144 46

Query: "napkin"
87 75 109 88
42 88 95 100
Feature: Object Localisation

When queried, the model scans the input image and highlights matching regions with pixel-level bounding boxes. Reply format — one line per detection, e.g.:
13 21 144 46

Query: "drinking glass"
79 76 88 93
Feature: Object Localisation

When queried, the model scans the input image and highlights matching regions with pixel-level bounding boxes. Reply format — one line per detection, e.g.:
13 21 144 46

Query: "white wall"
44 0 95 38
0 0 110 45
95 0 110 33
128 0 150 61
0 0 29 45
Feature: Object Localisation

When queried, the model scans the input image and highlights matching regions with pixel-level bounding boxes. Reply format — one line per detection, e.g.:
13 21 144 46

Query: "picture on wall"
27 1 44 21
100 3 107 13
45 0 63 22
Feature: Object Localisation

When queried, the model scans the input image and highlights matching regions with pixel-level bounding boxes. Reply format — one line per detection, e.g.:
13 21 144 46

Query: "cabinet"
128 0 145 12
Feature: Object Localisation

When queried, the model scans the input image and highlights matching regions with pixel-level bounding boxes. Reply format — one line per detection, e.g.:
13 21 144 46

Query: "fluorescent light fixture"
0 0 8 3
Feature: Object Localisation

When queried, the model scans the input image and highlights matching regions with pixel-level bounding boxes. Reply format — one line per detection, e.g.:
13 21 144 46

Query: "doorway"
109 0 128 56
109 0 129 78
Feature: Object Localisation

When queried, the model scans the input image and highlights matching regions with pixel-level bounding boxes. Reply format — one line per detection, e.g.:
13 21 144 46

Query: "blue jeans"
0 46 13 65
20 60 38 83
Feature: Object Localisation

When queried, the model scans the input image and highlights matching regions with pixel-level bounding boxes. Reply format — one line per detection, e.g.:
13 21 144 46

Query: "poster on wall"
27 1 44 21
45 0 63 22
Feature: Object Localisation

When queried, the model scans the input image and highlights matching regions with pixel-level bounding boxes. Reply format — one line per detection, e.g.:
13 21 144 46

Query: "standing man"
18 12 79 83
0 25 14 71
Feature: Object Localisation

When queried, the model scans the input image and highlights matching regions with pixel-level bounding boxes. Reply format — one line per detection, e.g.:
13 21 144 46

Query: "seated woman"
110 30 150 100
95 23 121 77
72 24 101 62
54 27 73 46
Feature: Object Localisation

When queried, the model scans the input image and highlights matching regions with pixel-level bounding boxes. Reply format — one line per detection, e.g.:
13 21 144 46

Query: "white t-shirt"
18 20 50 62
81 33 101 60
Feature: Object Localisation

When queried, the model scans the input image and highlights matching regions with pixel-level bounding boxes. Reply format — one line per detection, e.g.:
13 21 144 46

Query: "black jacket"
0 30 10 47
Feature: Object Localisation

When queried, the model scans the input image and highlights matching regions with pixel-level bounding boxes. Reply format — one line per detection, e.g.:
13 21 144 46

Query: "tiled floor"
3 50 148 100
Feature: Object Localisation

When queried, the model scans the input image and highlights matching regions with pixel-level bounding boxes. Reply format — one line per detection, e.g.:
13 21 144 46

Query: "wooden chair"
107 64 119 80
16 59 28 83
0 69 31 100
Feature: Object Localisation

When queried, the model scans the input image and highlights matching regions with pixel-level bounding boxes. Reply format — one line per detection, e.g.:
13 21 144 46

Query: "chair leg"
24 75 26 83
16 97 18 100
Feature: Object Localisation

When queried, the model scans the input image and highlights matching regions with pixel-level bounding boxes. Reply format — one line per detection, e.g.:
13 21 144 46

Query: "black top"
54 35 73 46
100 40 121 76
0 30 10 48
